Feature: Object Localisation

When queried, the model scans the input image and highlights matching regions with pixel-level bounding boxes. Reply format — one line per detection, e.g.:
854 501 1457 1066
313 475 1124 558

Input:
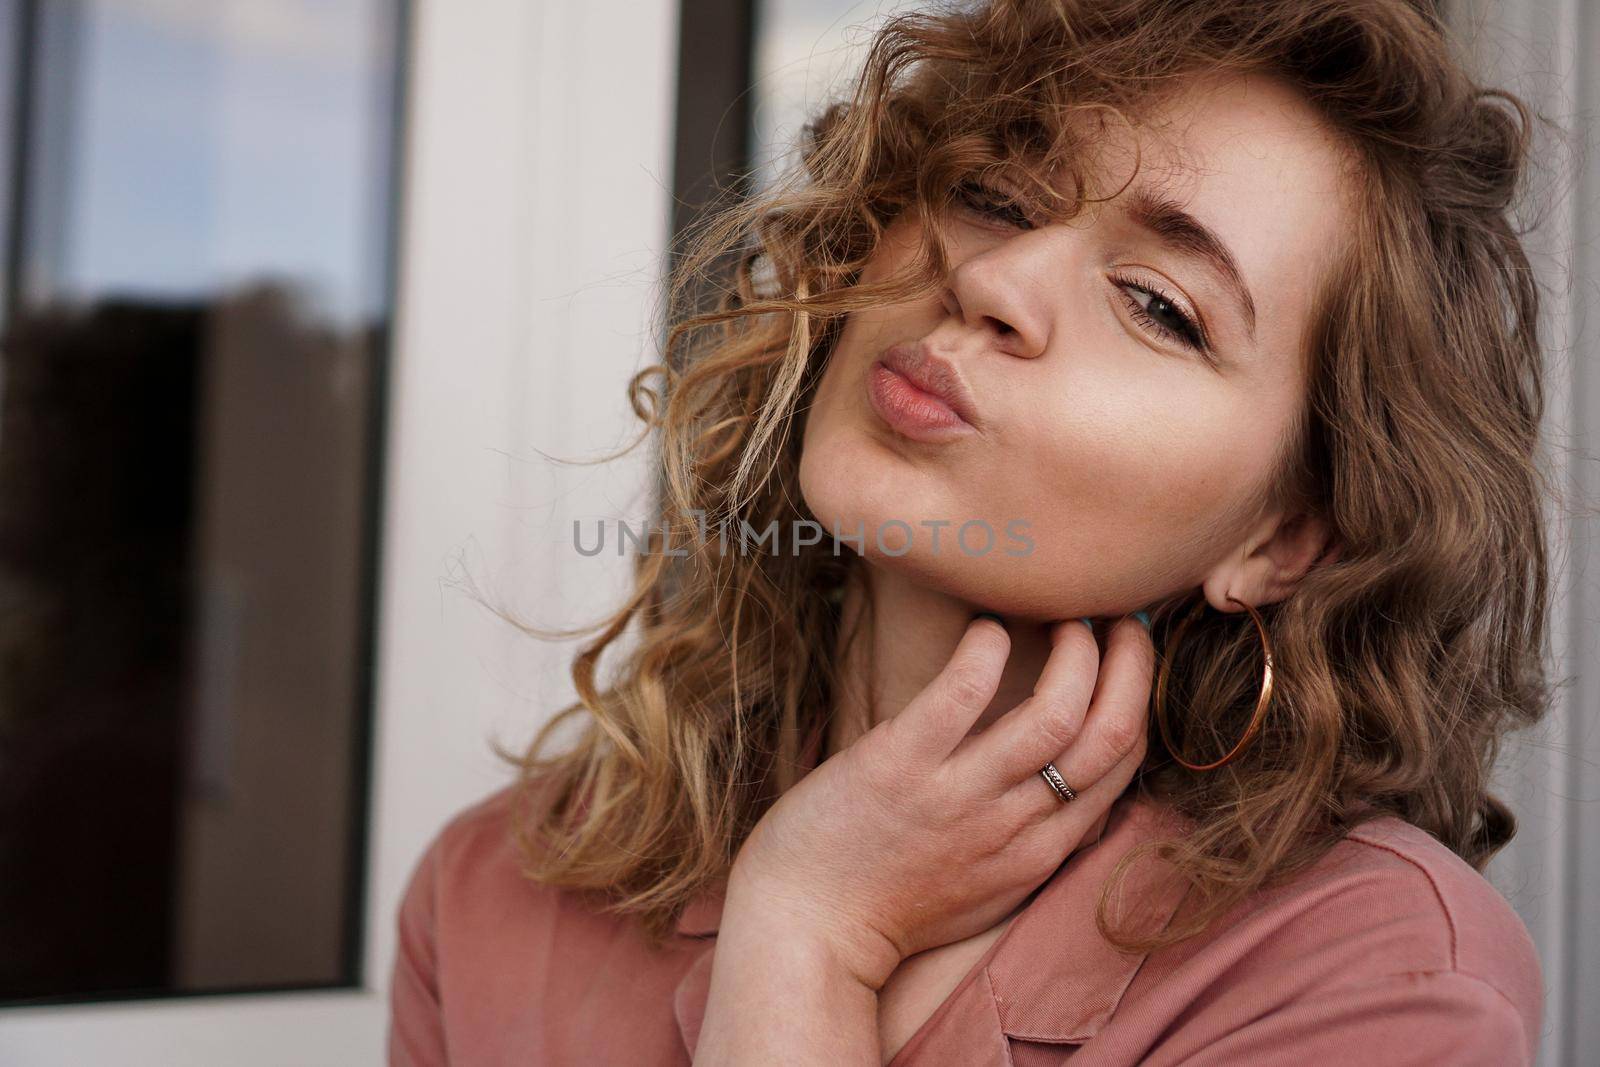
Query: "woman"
389 0 1555 1063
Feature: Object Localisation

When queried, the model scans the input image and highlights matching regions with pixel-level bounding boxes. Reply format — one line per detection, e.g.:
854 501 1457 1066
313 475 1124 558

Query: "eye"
1108 271 1211 355
952 179 1035 231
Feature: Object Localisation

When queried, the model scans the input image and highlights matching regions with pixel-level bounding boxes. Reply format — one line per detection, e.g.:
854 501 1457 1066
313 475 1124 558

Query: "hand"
724 613 1153 992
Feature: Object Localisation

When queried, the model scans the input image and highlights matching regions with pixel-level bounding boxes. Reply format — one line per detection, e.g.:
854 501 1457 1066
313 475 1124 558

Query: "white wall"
367 0 677 1016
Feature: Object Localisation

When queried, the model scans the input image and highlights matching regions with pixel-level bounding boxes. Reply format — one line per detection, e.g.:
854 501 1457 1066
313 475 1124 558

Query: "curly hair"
490 0 1560 954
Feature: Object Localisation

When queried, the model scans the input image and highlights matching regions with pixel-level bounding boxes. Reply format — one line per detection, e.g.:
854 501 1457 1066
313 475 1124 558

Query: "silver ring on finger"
1039 762 1077 805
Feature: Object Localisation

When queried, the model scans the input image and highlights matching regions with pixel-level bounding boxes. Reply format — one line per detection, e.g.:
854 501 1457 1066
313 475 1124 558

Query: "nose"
937 245 1050 359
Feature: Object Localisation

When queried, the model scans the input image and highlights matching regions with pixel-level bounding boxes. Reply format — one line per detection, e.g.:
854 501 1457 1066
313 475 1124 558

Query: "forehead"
1073 71 1358 354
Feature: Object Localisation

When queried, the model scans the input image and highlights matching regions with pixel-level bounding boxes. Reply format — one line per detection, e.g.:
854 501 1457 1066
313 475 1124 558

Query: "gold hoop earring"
1152 594 1276 772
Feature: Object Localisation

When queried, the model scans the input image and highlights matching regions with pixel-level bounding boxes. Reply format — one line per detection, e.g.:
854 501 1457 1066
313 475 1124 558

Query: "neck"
824 563 1084 761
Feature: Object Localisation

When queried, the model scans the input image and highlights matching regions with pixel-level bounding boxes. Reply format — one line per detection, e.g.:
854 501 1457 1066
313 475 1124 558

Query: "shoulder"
1302 815 1543 999
395 774 596 964
419 781 524 876
391 775 626 1016
1187 811 1543 1060
388 780 710 1063
390 782 539 1065
399 776 566 917
1335 814 1542 993
1106 807 1545 1064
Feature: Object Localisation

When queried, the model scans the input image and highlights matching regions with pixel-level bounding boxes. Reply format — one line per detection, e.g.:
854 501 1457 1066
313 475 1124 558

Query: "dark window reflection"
0 0 402 1004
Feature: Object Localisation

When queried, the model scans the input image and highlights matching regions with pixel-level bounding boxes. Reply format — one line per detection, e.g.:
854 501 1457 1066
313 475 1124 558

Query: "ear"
1201 508 1340 613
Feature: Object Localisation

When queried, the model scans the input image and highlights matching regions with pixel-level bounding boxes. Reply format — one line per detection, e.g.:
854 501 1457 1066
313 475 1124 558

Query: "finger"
950 617 1100 789
1016 614 1155 815
888 614 1011 766
1031 721 1147 851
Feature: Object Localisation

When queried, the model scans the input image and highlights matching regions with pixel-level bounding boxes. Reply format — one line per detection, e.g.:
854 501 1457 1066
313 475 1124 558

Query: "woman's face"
798 71 1351 620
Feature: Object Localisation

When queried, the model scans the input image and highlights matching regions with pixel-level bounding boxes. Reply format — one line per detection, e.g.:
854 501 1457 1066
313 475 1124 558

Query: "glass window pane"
0 0 402 1004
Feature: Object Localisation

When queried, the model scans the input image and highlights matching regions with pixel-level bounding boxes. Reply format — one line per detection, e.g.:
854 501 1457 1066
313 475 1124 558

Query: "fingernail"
1133 610 1151 630
974 611 1004 628
1078 617 1094 633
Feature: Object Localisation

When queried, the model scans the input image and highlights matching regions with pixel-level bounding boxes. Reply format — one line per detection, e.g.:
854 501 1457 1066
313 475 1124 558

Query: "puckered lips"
866 342 981 443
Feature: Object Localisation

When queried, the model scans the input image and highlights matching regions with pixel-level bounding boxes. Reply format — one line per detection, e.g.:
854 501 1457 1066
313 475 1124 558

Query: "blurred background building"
0 1 1593 1064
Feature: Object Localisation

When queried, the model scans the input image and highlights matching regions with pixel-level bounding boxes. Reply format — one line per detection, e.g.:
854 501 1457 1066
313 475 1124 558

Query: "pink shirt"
388 780 1543 1065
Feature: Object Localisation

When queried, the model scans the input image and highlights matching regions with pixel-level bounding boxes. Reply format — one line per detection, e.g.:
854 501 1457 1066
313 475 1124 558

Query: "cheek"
929 386 1282 612
797 392 1266 617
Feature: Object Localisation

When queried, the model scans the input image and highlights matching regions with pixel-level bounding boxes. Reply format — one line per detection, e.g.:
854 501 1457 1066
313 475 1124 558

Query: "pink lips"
865 344 981 443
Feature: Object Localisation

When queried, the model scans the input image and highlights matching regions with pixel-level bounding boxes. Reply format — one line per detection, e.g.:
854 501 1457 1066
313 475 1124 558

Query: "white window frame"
0 0 678 1061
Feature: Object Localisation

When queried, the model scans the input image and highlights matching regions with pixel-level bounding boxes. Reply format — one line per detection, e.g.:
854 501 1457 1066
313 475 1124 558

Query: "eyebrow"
1122 187 1258 342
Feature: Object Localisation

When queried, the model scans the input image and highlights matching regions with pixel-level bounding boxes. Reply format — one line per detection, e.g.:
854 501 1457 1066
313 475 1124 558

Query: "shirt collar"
671 784 1194 1054
985 788 1193 1042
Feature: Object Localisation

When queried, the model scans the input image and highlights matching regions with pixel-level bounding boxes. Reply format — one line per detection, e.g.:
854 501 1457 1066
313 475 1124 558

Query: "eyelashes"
953 179 1035 232
1105 271 1209 353
950 179 1213 358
